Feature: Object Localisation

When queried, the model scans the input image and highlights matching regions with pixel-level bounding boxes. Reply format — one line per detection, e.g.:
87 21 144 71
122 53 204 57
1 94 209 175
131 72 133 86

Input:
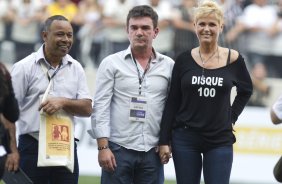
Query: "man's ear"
41 31 47 42
153 28 159 39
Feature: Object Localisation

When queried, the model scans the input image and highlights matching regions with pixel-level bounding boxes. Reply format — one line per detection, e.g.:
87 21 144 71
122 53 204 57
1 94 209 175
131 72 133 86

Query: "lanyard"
40 61 62 81
47 63 62 81
132 56 151 95
39 61 62 102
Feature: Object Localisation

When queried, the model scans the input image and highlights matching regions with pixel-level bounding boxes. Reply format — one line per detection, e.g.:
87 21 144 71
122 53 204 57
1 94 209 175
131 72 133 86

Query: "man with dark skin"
11 15 92 184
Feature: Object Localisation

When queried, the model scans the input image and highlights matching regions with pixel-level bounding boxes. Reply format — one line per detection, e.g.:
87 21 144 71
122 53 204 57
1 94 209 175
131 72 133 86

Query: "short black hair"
126 5 158 28
43 15 69 32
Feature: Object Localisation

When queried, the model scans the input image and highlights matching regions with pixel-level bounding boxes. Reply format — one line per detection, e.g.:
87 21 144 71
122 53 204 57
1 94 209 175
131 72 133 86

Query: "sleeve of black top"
231 55 253 124
3 78 19 123
159 55 183 145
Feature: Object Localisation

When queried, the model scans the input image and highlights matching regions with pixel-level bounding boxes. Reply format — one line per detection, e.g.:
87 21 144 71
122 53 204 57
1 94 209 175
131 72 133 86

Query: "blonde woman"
159 1 253 183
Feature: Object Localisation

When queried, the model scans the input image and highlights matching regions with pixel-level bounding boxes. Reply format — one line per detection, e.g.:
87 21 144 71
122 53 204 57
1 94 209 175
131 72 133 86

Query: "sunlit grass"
78 175 176 184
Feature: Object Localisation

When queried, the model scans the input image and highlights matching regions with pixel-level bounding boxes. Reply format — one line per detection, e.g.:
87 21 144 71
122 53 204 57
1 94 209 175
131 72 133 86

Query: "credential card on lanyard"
129 97 147 122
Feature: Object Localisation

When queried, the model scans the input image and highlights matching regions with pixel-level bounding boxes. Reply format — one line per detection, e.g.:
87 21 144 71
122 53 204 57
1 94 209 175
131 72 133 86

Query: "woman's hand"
159 145 172 164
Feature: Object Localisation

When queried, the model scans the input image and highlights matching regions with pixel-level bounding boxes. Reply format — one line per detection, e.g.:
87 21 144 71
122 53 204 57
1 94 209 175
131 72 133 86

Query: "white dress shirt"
90 46 174 151
11 44 92 136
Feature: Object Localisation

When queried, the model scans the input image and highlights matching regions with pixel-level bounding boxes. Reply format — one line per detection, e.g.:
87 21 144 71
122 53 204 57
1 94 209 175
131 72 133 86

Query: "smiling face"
42 20 73 61
194 13 223 46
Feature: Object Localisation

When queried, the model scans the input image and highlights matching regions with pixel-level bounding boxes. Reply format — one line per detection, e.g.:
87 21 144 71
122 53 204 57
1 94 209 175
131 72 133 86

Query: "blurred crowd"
0 0 282 107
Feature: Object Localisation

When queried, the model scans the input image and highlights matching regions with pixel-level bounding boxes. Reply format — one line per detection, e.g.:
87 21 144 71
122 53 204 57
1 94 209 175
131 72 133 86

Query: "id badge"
129 97 147 122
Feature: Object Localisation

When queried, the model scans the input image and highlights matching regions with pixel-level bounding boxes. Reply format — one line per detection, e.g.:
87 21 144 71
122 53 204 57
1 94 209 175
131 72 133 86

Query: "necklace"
198 47 219 80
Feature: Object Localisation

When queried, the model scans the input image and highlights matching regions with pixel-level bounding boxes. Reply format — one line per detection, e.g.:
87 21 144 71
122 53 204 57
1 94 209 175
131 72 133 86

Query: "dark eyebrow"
130 25 151 29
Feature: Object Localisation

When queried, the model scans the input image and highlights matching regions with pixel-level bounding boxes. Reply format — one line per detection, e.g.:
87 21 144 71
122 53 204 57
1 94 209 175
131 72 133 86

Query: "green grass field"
78 175 176 184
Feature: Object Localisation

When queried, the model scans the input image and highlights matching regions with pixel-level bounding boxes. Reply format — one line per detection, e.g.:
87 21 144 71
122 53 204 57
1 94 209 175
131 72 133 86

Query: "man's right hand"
98 148 117 172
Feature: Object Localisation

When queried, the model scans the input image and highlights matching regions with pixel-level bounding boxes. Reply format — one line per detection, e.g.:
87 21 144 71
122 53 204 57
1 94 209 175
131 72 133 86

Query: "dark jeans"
18 134 79 184
172 128 233 184
101 141 163 184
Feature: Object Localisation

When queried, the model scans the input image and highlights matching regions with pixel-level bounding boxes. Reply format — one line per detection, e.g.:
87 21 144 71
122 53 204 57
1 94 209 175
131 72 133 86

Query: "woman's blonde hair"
193 0 224 24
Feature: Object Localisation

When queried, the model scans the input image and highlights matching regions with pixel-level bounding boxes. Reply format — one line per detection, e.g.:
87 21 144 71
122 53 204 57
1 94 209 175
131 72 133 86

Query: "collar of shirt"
34 44 73 68
123 46 164 64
